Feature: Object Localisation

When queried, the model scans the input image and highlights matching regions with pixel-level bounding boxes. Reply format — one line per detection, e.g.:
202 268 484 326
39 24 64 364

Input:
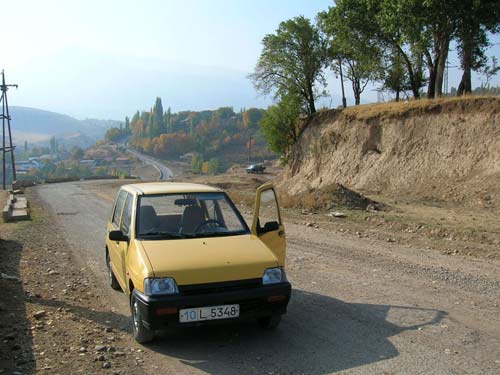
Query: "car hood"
139 234 278 285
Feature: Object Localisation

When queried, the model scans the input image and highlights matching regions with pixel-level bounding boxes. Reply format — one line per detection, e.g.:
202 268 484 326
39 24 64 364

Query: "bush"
191 154 203 174
260 93 301 156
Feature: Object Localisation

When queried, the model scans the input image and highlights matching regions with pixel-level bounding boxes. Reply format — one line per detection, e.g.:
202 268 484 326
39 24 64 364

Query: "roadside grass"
0 190 8 224
342 95 500 121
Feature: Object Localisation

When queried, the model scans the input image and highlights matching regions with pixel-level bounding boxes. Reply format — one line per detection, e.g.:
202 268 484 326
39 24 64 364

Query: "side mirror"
109 230 128 242
260 221 279 234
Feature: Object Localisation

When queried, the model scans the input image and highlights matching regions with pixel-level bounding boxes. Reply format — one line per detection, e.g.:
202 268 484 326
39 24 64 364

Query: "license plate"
179 304 240 323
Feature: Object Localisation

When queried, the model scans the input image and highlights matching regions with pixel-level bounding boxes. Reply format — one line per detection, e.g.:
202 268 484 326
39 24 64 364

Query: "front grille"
179 278 262 296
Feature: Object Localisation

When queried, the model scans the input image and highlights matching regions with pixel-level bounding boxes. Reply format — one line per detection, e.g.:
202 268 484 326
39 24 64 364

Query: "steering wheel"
194 219 226 233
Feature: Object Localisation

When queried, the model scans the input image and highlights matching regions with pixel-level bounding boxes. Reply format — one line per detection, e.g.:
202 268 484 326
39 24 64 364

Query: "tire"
106 250 121 291
130 293 154 344
257 314 281 330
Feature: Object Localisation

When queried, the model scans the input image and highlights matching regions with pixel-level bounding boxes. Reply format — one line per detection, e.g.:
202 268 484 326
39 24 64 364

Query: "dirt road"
30 180 500 374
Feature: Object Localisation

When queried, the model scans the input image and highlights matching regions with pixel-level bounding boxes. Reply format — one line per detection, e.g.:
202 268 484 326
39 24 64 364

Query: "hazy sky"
2 0 499 120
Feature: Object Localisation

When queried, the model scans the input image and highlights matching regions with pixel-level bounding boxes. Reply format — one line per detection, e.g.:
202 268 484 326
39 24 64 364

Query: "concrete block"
10 208 30 221
2 205 10 221
15 197 27 205
13 201 28 210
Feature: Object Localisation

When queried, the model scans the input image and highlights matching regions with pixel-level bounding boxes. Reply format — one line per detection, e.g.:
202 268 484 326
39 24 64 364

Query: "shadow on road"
33 295 132 333
28 287 446 374
0 238 35 374
146 289 447 374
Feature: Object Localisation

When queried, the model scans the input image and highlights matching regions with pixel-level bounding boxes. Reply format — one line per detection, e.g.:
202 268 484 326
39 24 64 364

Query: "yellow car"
105 181 291 343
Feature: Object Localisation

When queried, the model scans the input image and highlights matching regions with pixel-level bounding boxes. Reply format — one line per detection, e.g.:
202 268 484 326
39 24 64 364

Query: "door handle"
278 230 285 237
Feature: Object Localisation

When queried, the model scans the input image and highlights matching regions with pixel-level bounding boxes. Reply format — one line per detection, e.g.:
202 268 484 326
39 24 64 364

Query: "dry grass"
305 96 500 126
342 95 500 121
0 191 8 224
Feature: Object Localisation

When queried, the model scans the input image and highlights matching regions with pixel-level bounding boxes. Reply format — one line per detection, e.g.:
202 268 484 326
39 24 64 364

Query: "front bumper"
133 280 292 330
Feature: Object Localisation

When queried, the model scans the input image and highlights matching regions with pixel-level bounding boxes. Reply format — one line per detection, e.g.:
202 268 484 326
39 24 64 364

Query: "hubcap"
106 254 112 280
133 301 139 330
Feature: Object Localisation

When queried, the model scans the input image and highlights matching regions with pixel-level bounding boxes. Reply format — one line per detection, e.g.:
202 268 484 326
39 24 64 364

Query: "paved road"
34 180 500 375
126 148 173 180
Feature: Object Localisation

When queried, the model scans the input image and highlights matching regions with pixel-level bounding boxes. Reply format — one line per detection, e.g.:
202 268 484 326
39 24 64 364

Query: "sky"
2 0 500 120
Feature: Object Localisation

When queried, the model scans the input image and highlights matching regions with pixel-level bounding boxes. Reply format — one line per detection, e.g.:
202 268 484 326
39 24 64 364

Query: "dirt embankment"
280 97 500 209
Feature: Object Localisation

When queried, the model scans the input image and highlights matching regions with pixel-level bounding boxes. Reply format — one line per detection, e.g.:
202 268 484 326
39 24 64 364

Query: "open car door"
252 182 286 266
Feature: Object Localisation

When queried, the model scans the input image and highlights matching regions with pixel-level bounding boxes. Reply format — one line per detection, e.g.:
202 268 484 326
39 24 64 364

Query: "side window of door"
112 190 127 228
120 193 134 236
258 188 281 233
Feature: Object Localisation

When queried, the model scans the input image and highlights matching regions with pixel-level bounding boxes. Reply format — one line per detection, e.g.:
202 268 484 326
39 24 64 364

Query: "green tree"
456 0 500 95
50 136 57 154
152 97 165 137
71 146 84 160
105 127 122 142
191 154 203 174
479 56 500 88
259 93 301 156
165 107 172 133
383 49 410 101
250 16 329 114
124 116 131 135
319 2 383 105
207 158 220 175
147 110 154 139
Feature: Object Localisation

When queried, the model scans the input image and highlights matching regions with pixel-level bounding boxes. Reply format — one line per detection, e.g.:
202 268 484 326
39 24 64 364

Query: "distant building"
115 157 130 164
79 160 96 168
180 152 194 162
16 160 40 174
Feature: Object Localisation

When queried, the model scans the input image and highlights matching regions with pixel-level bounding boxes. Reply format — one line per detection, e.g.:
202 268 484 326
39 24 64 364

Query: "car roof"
121 182 222 195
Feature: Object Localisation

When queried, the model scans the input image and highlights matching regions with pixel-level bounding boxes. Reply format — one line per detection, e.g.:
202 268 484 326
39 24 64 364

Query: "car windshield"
136 192 249 239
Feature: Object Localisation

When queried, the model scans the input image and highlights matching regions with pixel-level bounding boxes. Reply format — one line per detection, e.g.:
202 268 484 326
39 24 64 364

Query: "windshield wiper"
194 230 248 238
139 231 185 239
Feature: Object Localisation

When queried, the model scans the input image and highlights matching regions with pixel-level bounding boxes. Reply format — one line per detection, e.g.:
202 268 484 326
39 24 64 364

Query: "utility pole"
0 70 18 190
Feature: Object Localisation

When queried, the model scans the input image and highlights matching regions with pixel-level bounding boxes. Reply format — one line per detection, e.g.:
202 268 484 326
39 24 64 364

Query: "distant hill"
10 106 120 148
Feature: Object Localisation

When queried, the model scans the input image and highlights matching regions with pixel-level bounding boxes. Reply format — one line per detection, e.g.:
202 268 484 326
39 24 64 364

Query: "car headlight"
262 268 285 285
144 278 179 296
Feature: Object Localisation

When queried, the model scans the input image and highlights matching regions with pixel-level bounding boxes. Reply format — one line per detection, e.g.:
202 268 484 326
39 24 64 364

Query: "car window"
137 192 249 238
112 190 127 228
203 196 244 231
120 193 134 236
258 188 281 231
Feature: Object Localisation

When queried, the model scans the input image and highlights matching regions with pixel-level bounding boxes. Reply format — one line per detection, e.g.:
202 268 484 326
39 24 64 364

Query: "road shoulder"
0 190 149 374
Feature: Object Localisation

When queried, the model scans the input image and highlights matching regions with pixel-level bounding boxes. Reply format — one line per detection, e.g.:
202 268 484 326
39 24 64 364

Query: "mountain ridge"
9 106 120 148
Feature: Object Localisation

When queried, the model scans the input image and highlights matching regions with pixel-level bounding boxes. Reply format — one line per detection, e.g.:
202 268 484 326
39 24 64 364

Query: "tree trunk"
427 64 437 99
308 88 316 114
395 90 400 102
423 50 436 99
457 34 473 95
309 98 316 114
435 34 451 97
306 84 316 114
394 44 420 99
353 80 361 105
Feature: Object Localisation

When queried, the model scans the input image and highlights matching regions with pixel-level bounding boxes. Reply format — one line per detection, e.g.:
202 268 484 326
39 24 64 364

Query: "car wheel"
257 314 281 330
130 293 154 343
106 251 121 291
